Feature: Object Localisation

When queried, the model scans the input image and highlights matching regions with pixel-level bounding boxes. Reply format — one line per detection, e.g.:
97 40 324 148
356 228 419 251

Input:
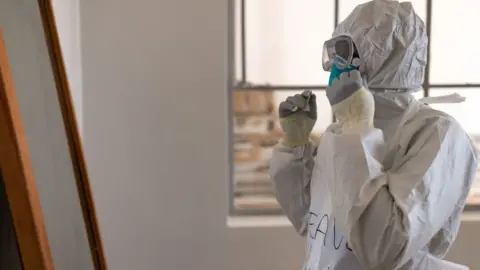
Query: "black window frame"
229 0 480 216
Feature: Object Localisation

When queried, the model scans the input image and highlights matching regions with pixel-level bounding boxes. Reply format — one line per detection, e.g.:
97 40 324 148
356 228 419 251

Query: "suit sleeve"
269 141 316 235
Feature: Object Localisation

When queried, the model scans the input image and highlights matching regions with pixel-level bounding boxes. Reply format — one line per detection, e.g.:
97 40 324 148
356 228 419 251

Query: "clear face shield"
322 35 358 71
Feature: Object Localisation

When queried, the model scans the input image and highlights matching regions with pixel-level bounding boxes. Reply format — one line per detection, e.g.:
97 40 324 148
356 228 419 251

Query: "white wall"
52 0 83 132
78 1 480 269
79 1 303 269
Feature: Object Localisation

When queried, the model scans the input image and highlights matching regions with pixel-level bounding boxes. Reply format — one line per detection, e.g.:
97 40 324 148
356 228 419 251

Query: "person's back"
269 1 477 269
368 93 471 269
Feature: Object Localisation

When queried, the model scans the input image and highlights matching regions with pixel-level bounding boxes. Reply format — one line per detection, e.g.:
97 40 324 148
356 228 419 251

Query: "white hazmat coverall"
269 1 478 269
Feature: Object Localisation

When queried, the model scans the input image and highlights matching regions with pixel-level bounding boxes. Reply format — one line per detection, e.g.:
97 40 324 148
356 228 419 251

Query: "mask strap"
418 93 466 104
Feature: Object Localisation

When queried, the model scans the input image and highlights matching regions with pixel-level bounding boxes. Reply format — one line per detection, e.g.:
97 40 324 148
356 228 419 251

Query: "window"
429 0 480 84
230 0 480 216
338 0 427 22
235 0 334 86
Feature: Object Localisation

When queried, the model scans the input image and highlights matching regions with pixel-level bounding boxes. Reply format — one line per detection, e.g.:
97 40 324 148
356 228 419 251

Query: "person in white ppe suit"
269 1 478 269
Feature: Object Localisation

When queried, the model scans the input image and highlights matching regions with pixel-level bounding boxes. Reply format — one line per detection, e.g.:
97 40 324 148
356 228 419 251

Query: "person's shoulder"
415 104 479 161
409 104 463 132
399 104 470 150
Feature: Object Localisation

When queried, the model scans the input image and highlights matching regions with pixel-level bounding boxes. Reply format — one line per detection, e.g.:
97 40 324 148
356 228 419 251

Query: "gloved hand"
278 91 317 147
326 69 374 133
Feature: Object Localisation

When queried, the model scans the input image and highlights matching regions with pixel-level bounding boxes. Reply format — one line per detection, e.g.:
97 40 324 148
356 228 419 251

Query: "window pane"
430 1 480 84
428 88 480 205
428 89 480 135
232 90 331 212
240 0 334 86
339 0 426 23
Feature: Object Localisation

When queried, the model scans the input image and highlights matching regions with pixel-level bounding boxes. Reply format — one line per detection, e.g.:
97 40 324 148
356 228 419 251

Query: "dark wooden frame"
0 26 54 270
0 1 107 269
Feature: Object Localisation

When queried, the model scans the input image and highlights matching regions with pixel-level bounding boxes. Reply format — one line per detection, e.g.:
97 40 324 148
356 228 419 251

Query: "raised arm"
269 91 317 235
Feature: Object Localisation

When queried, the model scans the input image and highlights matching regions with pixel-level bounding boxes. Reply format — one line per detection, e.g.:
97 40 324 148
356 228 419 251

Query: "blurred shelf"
234 112 275 117
234 196 281 210
235 176 271 183
234 131 283 141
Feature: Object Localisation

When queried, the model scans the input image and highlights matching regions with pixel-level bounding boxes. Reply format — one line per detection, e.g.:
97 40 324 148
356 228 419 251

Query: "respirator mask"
322 35 361 85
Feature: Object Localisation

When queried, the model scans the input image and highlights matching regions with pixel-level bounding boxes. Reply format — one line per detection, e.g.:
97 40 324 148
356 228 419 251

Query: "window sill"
227 215 291 228
462 212 480 222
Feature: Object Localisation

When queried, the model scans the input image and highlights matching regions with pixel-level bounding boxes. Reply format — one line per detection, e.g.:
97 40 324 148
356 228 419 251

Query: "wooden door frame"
37 0 107 269
0 1 107 269
0 27 54 270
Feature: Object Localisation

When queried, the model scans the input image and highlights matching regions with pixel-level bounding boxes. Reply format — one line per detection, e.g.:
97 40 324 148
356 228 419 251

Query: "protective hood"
332 0 428 90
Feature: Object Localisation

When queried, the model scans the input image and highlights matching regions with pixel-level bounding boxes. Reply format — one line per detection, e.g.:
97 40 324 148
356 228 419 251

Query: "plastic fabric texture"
269 1 476 268
270 92 477 269
331 0 428 91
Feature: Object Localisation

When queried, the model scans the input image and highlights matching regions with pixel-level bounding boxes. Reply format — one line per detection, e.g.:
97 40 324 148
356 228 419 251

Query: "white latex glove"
278 91 317 147
326 70 374 134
